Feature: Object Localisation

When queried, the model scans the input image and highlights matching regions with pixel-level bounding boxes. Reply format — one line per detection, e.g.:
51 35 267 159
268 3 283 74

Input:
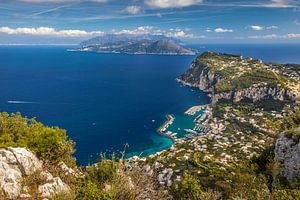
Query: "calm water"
0 44 299 165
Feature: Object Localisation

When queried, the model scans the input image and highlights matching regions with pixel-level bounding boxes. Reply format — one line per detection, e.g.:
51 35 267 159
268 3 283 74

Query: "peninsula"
142 51 300 199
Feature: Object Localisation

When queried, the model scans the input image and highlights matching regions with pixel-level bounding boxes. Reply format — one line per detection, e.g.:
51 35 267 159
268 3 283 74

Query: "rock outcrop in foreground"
0 147 70 199
275 132 300 182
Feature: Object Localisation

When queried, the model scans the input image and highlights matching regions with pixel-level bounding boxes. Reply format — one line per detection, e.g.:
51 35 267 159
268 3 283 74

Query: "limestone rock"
7 147 43 175
0 147 71 199
275 133 300 182
38 177 70 198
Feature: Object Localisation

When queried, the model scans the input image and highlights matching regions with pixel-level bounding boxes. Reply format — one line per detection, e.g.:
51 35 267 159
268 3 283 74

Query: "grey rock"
7 147 43 175
275 133 300 182
38 177 70 198
0 147 70 199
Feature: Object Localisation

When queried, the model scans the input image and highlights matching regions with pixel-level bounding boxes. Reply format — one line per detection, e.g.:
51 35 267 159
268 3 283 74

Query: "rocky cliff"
0 147 71 199
275 132 300 183
211 85 293 104
177 51 296 104
177 60 221 91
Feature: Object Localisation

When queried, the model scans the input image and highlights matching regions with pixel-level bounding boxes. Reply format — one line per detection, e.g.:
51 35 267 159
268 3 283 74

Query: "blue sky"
0 0 299 44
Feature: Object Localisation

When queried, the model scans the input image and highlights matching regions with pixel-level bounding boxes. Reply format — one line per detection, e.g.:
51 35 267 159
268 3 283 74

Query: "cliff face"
177 61 221 91
212 86 293 104
177 51 295 104
275 133 300 182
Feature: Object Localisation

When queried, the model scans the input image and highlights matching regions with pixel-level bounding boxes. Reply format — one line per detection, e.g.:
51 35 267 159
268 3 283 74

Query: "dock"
184 105 208 116
157 114 175 133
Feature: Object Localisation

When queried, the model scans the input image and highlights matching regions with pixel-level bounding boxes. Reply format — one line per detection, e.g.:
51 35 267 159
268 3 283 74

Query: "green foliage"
76 159 117 200
255 99 286 111
76 156 137 200
172 173 203 200
215 68 283 93
283 107 300 142
85 159 118 186
284 129 300 143
228 172 270 200
212 104 226 118
272 189 300 200
0 112 75 166
76 180 112 200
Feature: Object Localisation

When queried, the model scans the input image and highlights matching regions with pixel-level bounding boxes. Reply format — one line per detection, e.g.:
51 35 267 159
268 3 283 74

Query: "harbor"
157 105 211 142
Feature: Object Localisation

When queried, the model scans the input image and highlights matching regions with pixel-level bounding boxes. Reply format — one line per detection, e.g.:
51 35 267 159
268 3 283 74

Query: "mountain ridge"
76 34 196 55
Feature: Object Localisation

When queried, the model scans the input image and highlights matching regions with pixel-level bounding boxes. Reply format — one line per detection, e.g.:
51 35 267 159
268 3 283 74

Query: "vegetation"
0 112 75 167
283 108 300 142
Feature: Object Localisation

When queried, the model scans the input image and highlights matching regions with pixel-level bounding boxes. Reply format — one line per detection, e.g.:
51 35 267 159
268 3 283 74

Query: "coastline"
67 49 196 56
133 88 212 160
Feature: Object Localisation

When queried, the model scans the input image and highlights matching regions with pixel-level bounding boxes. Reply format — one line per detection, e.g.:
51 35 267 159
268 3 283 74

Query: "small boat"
184 129 197 134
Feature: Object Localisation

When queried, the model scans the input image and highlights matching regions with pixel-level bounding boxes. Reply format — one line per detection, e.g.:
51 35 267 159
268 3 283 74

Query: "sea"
0 43 299 165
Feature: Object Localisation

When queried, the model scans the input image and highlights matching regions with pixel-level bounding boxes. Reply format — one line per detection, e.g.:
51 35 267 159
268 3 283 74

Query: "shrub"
171 173 203 200
0 112 75 167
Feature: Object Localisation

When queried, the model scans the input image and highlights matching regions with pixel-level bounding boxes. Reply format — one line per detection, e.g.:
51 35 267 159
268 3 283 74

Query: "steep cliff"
177 51 296 104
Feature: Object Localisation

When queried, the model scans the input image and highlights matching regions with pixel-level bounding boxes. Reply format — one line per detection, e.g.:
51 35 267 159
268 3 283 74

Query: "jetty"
184 105 208 115
157 114 175 134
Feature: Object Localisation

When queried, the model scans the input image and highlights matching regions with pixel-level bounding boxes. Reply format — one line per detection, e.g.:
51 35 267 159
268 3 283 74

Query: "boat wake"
7 101 40 104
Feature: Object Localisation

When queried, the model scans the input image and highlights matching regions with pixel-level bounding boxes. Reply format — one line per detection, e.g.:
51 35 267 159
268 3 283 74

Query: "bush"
272 189 300 200
171 173 203 200
76 157 137 200
0 112 75 167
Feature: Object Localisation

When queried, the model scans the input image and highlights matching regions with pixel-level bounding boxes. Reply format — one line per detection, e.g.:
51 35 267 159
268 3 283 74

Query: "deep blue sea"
0 44 299 165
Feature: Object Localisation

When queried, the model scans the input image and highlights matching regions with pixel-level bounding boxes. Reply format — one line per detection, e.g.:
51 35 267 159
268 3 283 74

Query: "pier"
157 114 175 133
184 105 209 115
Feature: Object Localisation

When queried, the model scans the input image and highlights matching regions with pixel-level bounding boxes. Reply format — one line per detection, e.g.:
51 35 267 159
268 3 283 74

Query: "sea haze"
0 44 299 165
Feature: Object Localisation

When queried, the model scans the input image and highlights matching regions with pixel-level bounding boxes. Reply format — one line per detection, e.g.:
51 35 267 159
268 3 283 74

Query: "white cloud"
249 25 264 31
248 34 278 39
266 0 294 8
214 28 233 33
166 30 205 39
126 6 142 14
248 33 300 39
248 25 278 31
0 27 104 37
284 33 300 38
18 0 107 3
112 26 155 35
266 25 278 29
112 26 204 39
145 0 203 9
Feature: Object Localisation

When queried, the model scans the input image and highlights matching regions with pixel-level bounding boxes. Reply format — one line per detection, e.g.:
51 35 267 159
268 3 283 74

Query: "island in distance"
71 34 197 55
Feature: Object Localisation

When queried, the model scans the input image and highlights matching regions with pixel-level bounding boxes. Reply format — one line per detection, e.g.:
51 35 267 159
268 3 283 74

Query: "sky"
0 0 299 44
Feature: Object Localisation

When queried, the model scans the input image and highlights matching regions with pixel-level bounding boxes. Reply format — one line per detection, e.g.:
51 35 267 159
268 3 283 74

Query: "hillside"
79 34 181 47
177 51 299 103
75 34 196 55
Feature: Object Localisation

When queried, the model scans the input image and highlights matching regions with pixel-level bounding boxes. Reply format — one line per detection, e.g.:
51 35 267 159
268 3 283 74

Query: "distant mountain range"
73 34 197 55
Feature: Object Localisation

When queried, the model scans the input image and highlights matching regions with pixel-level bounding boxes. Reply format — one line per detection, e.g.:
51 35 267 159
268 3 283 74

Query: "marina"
157 105 211 141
